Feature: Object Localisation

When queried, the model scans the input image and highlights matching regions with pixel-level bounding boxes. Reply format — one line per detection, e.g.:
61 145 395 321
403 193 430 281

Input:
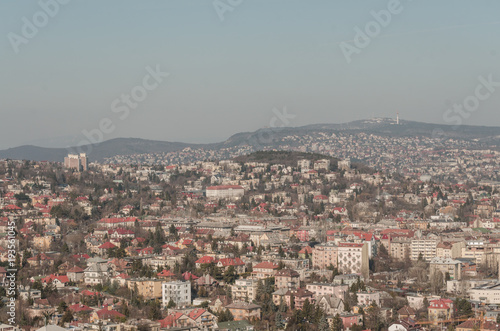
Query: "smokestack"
397 112 399 125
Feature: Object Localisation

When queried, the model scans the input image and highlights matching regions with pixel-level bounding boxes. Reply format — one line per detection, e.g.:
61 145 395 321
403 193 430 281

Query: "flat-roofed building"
338 242 369 280
313 242 338 270
162 281 191 307
206 185 244 199
410 239 437 261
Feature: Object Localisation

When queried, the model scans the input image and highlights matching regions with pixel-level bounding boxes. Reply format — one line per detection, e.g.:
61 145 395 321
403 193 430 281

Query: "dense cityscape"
1 132 500 331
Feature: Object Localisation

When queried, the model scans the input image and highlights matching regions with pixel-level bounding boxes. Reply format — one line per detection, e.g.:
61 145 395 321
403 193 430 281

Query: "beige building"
33 235 53 251
64 153 88 171
436 241 464 259
127 278 163 299
313 242 338 270
252 261 278 280
274 269 300 290
231 278 259 302
389 238 411 261
429 257 462 280
461 244 485 264
226 302 261 321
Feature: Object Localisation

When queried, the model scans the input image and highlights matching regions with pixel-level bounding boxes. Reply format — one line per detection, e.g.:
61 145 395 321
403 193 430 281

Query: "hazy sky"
1 0 499 149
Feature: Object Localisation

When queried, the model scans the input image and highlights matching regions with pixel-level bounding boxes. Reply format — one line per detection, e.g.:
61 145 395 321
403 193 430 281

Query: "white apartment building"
410 239 437 261
297 159 311 170
206 185 244 199
306 283 348 300
337 242 369 280
469 282 500 304
357 290 381 306
162 281 191 307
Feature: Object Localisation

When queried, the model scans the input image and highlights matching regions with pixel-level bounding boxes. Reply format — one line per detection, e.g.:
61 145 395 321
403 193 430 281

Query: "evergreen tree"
167 299 176 308
318 314 329 331
60 310 73 325
275 311 285 330
223 265 238 284
331 313 343 331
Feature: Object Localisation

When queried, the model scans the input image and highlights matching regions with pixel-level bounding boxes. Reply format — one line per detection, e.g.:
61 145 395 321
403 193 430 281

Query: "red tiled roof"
188 308 207 320
3 204 21 210
196 256 215 264
157 269 175 277
98 242 117 249
69 304 93 312
182 272 199 280
67 266 84 273
96 306 125 319
218 257 244 267
159 312 184 328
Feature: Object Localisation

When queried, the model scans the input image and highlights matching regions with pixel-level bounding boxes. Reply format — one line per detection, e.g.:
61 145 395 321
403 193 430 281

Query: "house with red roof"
157 269 176 280
72 253 90 262
41 274 69 288
69 303 93 314
187 308 216 329
97 241 117 256
217 258 245 274
138 246 155 256
91 306 125 322
182 272 199 281
196 274 218 287
298 246 313 259
27 253 54 267
3 204 21 211
158 309 216 329
176 239 193 249
158 312 185 328
195 256 215 268
428 299 454 323
81 289 101 297
162 244 181 255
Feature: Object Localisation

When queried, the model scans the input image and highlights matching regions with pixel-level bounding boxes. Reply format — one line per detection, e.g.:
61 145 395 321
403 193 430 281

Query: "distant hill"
2 118 500 162
0 138 206 162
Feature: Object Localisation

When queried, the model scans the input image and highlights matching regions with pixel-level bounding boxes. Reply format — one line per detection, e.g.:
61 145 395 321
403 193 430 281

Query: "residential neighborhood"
1 147 500 330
